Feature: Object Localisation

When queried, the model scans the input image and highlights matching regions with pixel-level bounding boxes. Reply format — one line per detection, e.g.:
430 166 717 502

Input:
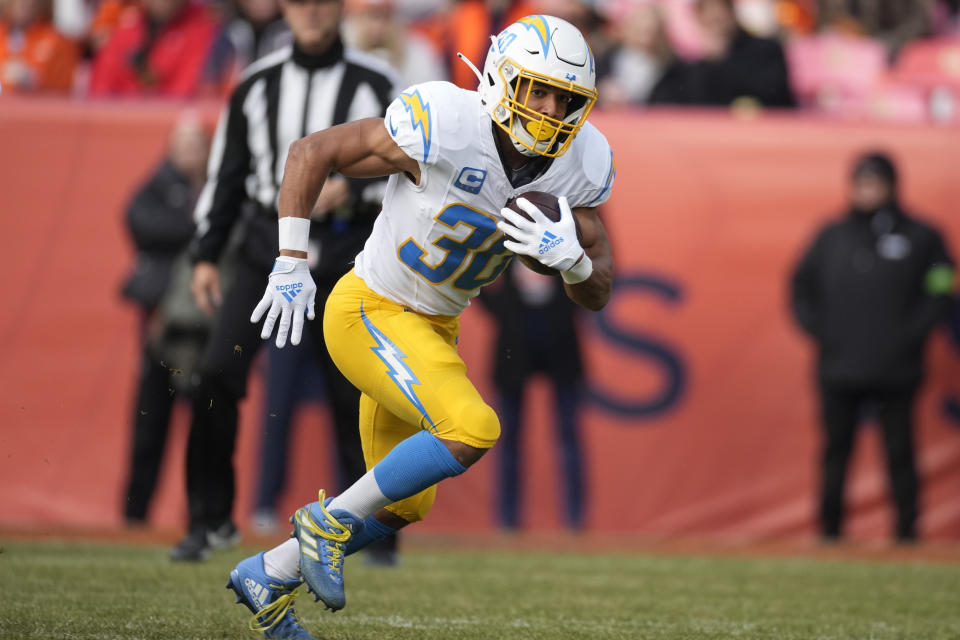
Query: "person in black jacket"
791 151 955 542
172 0 397 562
479 262 587 530
597 2 691 107
945 296 960 426
684 0 795 108
120 116 211 524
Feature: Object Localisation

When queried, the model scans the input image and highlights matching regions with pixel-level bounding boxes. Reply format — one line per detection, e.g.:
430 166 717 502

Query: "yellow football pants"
322 270 500 522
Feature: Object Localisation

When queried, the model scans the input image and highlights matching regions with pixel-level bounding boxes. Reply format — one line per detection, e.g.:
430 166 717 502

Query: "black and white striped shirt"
192 39 397 265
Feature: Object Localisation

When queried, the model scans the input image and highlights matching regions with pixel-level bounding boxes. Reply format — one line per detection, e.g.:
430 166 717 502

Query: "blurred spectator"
120 115 211 525
343 0 445 86
479 263 587 531
0 0 79 92
684 0 796 107
176 0 396 562
930 0 960 36
391 0 436 22
598 1 690 106
217 0 291 72
734 0 815 38
817 0 932 60
86 0 135 54
414 0 537 89
952 294 960 346
52 0 89 38
933 0 959 34
790 151 955 543
778 0 817 34
89 0 227 97
946 295 960 426
657 0 708 59
735 0 783 38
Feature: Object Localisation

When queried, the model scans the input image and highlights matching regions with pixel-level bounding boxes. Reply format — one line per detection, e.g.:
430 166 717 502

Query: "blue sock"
344 515 396 556
373 430 467 501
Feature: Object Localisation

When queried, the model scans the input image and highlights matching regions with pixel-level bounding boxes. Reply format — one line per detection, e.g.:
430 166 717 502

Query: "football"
503 191 582 276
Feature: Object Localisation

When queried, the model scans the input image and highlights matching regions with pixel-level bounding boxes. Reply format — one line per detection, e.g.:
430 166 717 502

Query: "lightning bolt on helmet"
459 15 598 158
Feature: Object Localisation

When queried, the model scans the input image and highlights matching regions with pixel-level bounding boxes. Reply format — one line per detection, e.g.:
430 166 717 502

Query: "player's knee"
453 400 500 449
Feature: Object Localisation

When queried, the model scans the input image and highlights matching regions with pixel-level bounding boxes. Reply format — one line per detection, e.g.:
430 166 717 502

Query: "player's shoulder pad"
384 81 476 164
563 122 616 209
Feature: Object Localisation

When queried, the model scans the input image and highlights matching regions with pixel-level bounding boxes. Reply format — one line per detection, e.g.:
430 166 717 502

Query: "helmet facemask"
493 65 596 158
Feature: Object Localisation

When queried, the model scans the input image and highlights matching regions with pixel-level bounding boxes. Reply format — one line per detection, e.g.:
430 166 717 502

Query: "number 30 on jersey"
398 203 513 291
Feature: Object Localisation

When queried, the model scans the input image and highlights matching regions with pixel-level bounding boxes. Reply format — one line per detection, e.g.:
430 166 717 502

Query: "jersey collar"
489 121 553 189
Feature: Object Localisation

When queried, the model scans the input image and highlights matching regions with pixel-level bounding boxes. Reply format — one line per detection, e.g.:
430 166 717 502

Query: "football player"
227 14 615 638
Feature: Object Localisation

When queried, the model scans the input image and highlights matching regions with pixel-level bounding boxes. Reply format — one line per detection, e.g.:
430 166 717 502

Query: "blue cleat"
291 489 364 611
226 552 316 639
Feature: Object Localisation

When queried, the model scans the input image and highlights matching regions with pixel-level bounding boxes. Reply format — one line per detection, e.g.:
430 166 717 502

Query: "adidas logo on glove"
538 230 563 255
275 281 303 302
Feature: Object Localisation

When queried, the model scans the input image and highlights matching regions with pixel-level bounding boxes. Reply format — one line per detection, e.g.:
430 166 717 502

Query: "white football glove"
498 196 593 283
250 257 316 348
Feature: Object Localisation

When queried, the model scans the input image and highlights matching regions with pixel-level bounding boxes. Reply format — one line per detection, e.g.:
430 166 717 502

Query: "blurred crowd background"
2 0 960 123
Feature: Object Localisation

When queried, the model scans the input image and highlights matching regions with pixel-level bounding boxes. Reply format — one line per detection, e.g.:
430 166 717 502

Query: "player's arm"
252 117 419 348
564 206 613 311
277 117 420 259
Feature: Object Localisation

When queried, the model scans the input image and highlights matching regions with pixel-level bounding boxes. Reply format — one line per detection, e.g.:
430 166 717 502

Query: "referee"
171 0 397 561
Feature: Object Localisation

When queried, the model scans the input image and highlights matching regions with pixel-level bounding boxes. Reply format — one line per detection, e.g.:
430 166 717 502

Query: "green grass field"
1 540 958 639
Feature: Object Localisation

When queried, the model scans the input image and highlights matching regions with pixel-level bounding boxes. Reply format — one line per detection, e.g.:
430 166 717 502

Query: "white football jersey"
353 81 615 316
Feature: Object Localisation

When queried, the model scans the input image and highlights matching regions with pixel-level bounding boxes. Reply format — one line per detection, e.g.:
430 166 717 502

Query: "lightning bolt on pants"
323 270 501 522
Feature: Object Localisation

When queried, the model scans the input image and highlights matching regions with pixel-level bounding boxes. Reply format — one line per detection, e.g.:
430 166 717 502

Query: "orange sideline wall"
1 99 958 540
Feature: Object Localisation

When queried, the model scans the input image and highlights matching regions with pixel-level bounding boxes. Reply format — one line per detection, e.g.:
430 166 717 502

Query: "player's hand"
498 196 585 272
250 257 316 348
191 261 222 316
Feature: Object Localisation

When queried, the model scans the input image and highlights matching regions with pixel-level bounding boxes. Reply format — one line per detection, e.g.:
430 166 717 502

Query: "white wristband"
278 216 310 253
561 253 593 284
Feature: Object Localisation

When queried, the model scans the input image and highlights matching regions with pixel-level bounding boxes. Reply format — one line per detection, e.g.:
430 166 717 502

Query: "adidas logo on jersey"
538 230 563 255
275 282 303 302
244 577 269 608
